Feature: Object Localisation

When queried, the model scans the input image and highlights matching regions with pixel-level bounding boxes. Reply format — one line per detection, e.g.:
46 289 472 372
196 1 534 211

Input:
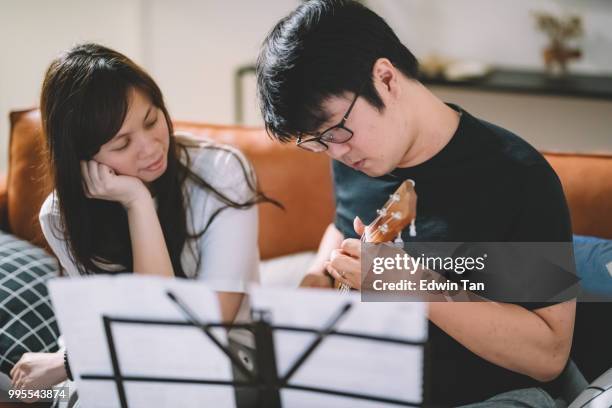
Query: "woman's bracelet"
63 350 74 381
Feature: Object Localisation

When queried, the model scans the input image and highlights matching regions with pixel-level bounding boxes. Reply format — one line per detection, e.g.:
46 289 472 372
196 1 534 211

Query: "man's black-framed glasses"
296 90 360 153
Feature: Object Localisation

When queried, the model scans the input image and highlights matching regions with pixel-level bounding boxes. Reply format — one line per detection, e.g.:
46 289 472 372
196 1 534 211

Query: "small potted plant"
533 11 583 76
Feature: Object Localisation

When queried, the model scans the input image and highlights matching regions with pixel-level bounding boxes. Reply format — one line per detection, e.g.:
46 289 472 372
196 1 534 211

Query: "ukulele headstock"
365 180 417 243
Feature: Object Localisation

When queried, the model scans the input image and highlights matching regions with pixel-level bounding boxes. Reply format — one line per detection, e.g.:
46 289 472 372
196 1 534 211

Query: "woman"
10 43 274 392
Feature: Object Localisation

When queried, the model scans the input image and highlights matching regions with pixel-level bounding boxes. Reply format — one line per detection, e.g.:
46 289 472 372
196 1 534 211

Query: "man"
256 1 576 406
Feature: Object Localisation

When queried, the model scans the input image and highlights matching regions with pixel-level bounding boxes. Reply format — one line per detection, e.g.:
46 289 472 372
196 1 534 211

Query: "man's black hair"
256 0 419 142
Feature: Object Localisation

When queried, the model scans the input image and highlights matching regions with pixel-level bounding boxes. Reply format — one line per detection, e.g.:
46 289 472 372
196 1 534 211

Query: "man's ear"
371 58 400 101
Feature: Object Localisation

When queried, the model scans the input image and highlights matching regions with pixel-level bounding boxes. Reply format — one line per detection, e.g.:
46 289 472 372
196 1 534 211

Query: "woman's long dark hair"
41 43 278 277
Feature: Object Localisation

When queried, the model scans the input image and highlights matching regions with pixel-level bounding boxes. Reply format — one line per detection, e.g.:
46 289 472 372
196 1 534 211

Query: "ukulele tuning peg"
392 211 402 220
379 223 389 233
389 193 400 202
376 208 387 216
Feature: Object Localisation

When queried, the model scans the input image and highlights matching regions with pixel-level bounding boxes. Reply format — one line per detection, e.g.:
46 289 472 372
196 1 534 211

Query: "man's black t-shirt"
333 105 573 406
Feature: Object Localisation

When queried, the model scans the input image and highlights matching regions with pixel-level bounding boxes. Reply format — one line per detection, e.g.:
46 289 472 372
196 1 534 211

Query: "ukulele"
334 180 418 293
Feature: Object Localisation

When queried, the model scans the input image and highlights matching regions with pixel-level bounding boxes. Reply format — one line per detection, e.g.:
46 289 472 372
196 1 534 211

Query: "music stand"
77 290 428 407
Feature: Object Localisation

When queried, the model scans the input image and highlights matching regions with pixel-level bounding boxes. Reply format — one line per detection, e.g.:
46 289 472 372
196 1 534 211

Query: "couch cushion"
260 251 315 288
543 152 612 240
0 174 7 230
573 235 612 296
6 109 52 250
0 231 60 376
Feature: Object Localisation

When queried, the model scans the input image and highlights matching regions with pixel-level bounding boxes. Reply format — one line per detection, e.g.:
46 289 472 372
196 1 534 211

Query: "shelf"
422 68 612 101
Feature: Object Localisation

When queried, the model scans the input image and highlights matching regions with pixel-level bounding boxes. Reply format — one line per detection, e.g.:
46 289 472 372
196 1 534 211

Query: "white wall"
141 0 297 124
369 0 612 74
430 87 612 154
0 0 144 173
0 0 296 173
1 0 611 173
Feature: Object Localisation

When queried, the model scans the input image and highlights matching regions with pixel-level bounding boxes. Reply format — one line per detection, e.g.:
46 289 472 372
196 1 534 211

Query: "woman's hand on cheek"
81 161 150 209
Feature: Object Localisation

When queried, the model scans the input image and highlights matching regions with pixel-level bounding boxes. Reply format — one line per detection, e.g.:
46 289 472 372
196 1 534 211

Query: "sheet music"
48 275 235 408
251 287 427 408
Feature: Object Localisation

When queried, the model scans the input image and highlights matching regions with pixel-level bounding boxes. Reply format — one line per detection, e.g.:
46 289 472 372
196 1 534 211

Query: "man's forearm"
126 198 174 277
428 300 575 382
307 223 344 275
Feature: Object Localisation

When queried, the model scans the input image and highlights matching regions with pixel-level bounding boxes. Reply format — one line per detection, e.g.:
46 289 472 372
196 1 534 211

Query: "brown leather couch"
1 108 612 381
2 108 611 251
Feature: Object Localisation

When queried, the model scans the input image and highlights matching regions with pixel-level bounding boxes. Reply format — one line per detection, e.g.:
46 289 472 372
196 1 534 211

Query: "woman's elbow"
217 292 244 323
